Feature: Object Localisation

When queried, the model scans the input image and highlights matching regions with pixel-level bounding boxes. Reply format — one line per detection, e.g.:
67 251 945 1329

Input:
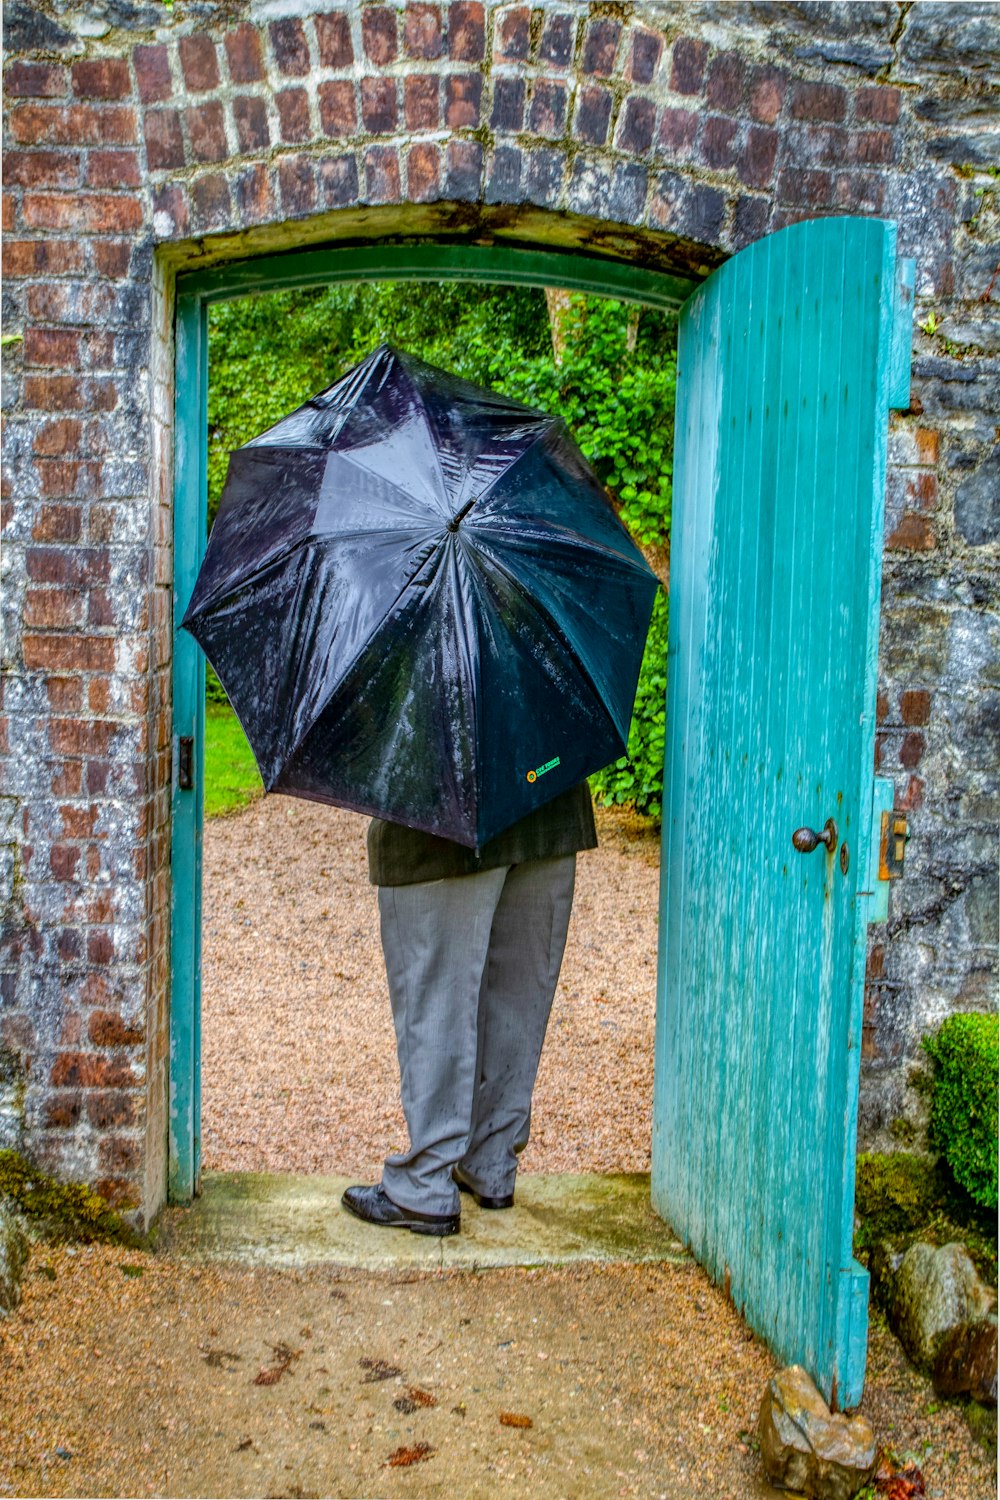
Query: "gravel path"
201 797 661 1179
1 1243 994 1500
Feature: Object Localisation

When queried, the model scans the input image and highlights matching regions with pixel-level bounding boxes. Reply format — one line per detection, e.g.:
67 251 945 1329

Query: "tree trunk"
544 287 575 366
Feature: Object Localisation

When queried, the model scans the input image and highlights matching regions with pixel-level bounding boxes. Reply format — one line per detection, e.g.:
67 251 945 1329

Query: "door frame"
169 239 698 1205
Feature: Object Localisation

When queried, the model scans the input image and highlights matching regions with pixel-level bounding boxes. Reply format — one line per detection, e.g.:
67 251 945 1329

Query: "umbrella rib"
467 540 628 747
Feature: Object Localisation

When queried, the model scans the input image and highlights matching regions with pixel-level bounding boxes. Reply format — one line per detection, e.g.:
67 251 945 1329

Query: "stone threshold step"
155 1170 691 1271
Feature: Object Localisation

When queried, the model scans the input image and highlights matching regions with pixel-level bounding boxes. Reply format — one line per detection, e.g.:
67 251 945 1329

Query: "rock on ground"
889 1241 997 1371
933 1315 998 1406
757 1364 876 1500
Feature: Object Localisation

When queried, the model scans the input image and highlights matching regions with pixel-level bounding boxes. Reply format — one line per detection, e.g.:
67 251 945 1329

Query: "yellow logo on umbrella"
526 757 560 784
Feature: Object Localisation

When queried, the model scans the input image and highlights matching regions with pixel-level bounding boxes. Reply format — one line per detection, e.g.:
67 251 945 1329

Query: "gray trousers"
378 855 576 1217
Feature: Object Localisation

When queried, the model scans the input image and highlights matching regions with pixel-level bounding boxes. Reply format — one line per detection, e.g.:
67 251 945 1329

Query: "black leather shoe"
451 1167 515 1211
341 1184 460 1237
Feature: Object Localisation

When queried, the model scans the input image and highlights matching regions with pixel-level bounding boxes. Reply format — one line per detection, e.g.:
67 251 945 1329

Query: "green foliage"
204 702 263 819
207 280 676 819
0 1148 142 1245
923 1012 999 1210
588 590 668 819
854 1150 998 1287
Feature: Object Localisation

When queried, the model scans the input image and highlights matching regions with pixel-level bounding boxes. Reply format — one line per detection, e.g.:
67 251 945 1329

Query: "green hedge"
923 1011 999 1210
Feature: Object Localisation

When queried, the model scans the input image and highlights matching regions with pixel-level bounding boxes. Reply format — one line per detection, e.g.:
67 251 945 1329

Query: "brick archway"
2 3 996 1228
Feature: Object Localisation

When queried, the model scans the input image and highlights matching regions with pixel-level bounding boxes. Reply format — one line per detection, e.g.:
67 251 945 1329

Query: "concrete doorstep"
155 1170 692 1271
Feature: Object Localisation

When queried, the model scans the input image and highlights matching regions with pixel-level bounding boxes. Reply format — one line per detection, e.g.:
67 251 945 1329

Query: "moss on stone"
0 1150 145 1248
854 1150 998 1288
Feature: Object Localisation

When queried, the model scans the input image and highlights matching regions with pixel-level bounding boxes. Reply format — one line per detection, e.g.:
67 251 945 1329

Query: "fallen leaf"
359 1357 403 1383
384 1442 435 1468
499 1411 533 1429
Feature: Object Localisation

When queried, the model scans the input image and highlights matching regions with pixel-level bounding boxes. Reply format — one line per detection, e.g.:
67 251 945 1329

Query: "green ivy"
207 282 676 820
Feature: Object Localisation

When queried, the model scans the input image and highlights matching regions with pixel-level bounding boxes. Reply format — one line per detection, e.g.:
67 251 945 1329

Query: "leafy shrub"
207 281 676 819
923 1012 999 1210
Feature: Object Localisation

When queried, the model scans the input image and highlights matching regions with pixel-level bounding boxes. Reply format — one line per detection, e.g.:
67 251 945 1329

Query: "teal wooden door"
652 216 912 1409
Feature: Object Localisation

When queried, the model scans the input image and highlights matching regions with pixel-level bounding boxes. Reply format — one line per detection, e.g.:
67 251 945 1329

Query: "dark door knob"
792 818 838 853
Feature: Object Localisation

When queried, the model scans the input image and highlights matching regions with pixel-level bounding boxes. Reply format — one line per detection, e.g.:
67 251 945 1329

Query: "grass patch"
204 701 263 819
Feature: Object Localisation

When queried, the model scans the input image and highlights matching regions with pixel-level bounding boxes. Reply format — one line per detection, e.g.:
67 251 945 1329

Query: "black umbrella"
181 343 659 849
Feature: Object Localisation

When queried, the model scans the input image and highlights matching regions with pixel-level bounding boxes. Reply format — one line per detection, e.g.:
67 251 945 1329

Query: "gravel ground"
201 797 661 1179
1 1243 994 1500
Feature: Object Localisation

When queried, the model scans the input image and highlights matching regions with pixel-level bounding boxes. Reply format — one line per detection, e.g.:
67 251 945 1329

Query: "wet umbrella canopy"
181 343 660 849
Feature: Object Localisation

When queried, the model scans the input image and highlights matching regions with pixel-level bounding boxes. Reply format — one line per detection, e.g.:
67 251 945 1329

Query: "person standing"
341 782 597 1236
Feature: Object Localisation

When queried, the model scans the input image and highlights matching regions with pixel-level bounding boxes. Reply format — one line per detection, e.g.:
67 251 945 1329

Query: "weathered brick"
900 730 925 768
186 101 228 164
318 154 360 208
269 19 310 76
734 194 770 251
528 80 565 137
144 109 185 171
362 6 397 64
901 690 931 726
315 11 353 67
582 17 620 77
86 1090 135 1128
4 240 86 277
233 95 270 153
92 241 131 279
3 149 80 187
24 327 80 367
574 85 612 146
278 156 317 216
777 167 833 208
86 149 140 188
856 84 900 124
89 1010 143 1046
190 173 232 232
99 1136 142 1175
495 6 529 61
233 162 275 225
276 88 311 144
27 637 116 676
539 12 575 67
791 81 847 122
489 76 522 132
445 139 483 201
132 44 171 103
4 61 68 97
23 192 143 234
649 170 725 243
888 513 935 550
361 77 397 133
484 143 522 204
706 51 743 111
45 1091 82 1127
23 374 84 409
449 1 484 61
72 58 131 101
151 182 189 238
363 144 401 203
850 129 895 165
57 925 83 958
319 80 357 138
178 34 220 93
738 125 778 189
405 3 443 58
670 37 707 95
749 65 786 124
616 95 656 154
445 74 482 130
628 29 662 85
224 24 265 83
33 418 82 457
407 141 441 202
405 75 439 130
24 587 85 627
833 171 885 214
11 104 137 147
703 115 738 170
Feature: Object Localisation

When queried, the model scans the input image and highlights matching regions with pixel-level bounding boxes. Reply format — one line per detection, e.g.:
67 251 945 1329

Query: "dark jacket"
367 782 598 886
